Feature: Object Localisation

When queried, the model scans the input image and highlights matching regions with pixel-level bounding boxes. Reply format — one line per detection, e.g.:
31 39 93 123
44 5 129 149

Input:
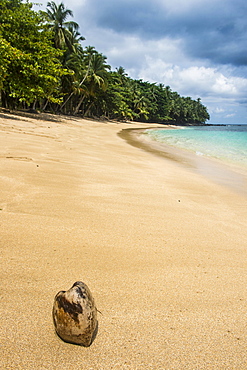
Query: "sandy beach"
1 111 247 369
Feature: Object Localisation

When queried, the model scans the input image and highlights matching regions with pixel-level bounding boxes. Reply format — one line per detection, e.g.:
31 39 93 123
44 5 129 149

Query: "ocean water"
145 125 247 171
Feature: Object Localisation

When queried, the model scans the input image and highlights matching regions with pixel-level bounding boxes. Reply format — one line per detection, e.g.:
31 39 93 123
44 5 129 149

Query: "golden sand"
1 111 247 369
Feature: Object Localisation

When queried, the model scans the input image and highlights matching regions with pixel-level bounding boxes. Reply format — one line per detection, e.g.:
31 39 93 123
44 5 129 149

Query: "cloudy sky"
34 0 247 123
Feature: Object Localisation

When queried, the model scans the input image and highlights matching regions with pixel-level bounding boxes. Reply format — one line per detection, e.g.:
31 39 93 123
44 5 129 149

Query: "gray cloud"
79 0 247 68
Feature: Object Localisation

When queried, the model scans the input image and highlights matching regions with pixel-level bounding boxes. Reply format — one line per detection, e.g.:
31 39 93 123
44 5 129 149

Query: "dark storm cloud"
81 0 247 67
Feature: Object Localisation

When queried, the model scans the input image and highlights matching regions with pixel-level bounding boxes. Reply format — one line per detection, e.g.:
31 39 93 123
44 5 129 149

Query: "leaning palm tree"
66 25 85 54
59 46 97 113
73 52 110 115
45 1 80 50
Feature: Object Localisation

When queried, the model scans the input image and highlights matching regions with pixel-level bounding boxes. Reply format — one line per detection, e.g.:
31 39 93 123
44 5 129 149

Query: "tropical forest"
0 0 210 124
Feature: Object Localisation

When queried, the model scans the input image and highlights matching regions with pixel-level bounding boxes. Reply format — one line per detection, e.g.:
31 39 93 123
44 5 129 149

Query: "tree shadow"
0 109 72 123
0 112 25 121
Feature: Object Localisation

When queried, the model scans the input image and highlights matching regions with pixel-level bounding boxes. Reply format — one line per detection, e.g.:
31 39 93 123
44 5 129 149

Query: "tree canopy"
0 0 69 108
0 0 210 124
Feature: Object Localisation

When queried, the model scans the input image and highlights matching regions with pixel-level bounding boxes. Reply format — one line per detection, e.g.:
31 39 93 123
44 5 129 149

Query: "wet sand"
119 127 247 197
1 112 247 369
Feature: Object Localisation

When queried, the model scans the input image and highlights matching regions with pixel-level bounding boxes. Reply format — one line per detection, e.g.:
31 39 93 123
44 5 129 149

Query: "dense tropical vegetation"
0 0 210 124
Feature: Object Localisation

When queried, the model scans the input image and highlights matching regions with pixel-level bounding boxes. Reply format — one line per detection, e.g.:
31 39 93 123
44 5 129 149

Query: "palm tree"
129 82 149 120
59 46 96 113
66 25 85 54
45 2 86 113
116 66 128 85
45 1 80 50
73 52 110 115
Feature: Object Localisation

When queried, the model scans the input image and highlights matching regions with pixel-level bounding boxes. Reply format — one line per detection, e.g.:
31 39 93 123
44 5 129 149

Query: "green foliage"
0 37 19 89
0 0 68 107
93 71 210 124
0 1 210 124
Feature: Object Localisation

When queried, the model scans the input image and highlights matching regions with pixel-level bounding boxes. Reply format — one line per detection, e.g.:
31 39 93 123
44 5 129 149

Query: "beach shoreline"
1 112 247 369
119 126 247 197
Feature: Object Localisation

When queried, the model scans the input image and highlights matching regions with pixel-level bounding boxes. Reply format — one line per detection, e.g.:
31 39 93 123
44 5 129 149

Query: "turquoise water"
145 125 247 170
